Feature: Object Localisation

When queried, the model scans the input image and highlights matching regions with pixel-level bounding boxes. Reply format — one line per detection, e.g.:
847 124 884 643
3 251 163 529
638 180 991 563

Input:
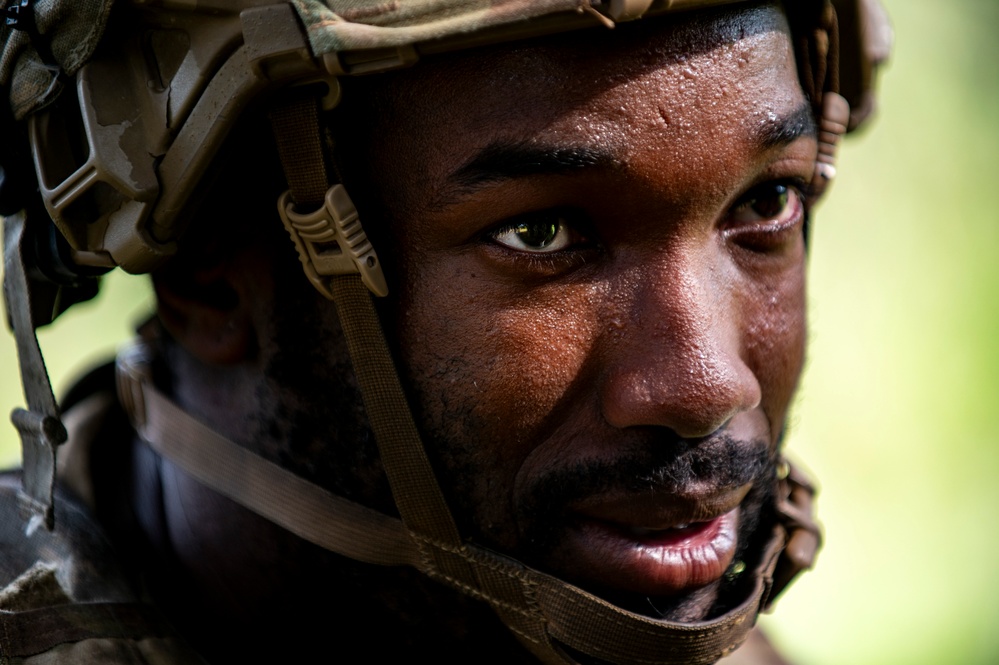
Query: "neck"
118 333 531 662
130 442 530 661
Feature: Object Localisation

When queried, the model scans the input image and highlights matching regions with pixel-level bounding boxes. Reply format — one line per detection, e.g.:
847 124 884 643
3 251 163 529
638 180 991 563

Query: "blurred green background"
1 1 997 663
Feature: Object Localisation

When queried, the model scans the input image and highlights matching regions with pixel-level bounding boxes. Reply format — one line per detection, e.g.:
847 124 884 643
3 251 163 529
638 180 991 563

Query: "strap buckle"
608 0 655 21
278 184 388 298
764 459 822 610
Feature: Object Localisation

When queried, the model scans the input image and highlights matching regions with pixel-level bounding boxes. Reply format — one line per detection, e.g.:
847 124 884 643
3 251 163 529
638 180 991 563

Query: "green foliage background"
1 1 996 662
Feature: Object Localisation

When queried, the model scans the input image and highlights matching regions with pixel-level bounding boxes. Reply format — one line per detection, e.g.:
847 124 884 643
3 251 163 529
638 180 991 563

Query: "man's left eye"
490 211 583 253
728 182 803 227
724 182 805 252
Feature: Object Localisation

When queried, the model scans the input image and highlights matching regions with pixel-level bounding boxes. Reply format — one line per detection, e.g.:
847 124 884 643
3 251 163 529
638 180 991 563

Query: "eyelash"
480 176 809 271
476 214 596 281
485 208 595 258
723 178 809 251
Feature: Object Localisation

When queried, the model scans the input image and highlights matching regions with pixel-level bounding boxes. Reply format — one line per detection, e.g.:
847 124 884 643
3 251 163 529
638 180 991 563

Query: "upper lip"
568 482 753 531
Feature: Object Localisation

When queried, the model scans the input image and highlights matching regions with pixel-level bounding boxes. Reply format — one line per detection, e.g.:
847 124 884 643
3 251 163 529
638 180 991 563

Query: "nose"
599 253 762 439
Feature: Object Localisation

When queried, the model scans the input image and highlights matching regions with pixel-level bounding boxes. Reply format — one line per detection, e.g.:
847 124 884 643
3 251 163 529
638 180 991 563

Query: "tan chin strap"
116 339 818 665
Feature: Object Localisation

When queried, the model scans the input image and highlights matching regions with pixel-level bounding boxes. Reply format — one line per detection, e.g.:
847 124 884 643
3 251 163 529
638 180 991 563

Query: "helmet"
0 1 890 663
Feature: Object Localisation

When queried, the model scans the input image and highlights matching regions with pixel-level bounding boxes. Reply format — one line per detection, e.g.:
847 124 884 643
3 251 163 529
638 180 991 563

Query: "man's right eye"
489 210 587 254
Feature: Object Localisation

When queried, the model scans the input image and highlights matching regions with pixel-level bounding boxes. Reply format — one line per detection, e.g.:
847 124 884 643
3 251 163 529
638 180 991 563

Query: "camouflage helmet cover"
0 0 888 276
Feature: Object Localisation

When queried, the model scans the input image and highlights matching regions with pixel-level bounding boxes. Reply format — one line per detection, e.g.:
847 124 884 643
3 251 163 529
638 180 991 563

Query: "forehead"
347 2 803 214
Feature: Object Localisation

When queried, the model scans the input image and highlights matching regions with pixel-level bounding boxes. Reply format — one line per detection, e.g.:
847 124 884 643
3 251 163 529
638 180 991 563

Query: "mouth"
554 483 752 598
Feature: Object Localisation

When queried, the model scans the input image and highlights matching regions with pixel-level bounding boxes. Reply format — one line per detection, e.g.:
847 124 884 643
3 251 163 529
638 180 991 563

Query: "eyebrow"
439 102 816 204
755 102 817 151
450 142 620 190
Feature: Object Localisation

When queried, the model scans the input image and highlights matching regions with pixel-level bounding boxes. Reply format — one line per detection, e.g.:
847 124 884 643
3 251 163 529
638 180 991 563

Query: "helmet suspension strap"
267 94 478 576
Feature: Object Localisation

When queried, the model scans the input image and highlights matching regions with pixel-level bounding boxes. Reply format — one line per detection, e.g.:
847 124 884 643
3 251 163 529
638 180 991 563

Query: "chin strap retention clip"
806 92 850 208
764 458 822 610
278 184 389 299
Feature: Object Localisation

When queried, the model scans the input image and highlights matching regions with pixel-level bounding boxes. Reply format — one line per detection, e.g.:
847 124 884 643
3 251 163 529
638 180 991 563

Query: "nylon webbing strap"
327 275 465 547
530 527 784 664
268 97 468 552
427 525 784 665
115 343 419 568
2 212 67 531
0 602 174 659
267 96 330 208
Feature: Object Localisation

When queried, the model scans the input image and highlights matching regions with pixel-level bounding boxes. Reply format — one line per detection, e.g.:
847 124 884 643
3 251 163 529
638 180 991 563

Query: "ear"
153 252 264 366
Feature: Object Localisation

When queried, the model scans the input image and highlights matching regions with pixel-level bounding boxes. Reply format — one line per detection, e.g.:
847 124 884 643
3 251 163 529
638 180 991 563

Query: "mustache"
519 434 774 518
512 433 779 618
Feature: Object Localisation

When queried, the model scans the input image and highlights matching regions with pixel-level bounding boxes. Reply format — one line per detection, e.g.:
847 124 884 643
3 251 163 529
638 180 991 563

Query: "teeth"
628 523 693 537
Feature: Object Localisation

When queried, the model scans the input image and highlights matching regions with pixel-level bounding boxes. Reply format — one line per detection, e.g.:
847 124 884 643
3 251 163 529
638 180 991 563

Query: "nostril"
600 352 761 438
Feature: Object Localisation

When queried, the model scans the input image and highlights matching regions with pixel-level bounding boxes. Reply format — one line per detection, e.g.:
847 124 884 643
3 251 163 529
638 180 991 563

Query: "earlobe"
153 261 257 366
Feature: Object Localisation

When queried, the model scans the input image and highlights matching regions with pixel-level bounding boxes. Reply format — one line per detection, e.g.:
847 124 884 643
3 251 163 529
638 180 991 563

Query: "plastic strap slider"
278 185 388 298
11 408 66 447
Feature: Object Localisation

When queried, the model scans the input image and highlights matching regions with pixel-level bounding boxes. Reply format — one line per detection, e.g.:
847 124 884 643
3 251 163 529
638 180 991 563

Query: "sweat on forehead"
344 1 793 126
334 2 803 221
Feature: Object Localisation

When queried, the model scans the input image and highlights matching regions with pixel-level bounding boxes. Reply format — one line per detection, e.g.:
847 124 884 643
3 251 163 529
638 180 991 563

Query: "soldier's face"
359 3 815 619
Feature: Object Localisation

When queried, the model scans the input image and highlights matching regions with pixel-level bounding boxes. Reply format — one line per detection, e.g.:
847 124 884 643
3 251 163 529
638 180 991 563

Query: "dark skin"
139 3 817 661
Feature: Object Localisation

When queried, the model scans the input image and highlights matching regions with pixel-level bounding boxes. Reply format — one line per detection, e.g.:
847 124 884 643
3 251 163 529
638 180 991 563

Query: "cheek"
740 259 807 439
394 257 604 521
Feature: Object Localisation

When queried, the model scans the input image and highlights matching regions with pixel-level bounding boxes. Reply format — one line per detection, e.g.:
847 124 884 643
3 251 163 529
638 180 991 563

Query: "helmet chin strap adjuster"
608 0 655 22
277 185 389 299
806 91 851 208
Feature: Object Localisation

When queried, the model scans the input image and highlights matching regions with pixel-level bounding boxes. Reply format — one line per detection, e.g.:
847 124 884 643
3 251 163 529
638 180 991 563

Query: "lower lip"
561 509 740 597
